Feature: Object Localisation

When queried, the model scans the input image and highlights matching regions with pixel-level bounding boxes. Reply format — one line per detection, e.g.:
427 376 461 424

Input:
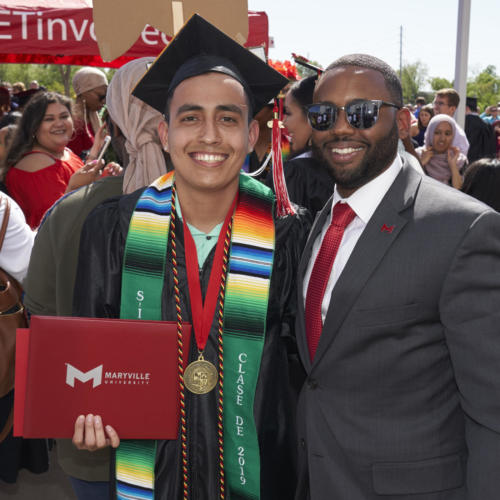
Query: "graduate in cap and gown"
71 14 311 500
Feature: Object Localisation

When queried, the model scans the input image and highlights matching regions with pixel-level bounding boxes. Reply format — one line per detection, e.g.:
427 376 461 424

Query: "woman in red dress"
3 92 119 229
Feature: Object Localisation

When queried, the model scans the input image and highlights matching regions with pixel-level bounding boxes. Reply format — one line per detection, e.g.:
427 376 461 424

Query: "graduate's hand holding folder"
73 413 120 451
14 316 191 442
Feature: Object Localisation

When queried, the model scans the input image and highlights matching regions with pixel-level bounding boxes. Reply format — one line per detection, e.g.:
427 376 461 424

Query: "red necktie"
305 202 356 361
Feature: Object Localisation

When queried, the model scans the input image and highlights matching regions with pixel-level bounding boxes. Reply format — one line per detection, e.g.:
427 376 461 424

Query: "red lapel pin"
381 224 395 233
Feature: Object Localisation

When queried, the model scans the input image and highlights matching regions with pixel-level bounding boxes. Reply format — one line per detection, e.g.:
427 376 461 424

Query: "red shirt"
67 118 94 159
5 149 83 229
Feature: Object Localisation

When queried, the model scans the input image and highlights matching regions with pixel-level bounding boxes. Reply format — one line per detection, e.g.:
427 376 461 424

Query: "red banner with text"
0 2 268 68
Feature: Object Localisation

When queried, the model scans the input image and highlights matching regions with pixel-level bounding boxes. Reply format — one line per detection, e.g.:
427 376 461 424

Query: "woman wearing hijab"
68 67 108 159
416 114 468 189
106 57 168 194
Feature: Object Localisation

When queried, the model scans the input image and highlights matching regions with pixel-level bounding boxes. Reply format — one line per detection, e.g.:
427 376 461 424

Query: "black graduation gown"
73 187 312 500
266 156 335 218
465 114 497 164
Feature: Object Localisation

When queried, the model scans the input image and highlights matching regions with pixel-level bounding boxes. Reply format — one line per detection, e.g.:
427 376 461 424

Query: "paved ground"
0 446 75 500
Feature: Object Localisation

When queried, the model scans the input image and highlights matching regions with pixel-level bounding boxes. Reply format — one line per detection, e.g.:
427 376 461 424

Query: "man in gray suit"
295 54 500 499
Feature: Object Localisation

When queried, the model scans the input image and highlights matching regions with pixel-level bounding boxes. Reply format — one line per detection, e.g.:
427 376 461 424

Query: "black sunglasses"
92 90 106 102
307 99 400 131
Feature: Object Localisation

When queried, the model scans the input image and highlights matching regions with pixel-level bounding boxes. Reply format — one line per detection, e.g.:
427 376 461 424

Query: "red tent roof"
0 2 269 68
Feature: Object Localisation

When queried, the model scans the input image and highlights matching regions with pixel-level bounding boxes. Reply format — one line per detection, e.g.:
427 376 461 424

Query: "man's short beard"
312 122 399 192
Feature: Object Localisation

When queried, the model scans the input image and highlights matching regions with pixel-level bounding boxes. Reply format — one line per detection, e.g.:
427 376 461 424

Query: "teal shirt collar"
176 201 222 269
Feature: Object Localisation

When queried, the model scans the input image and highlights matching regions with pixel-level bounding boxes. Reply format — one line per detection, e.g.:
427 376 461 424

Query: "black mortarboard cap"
466 96 478 111
132 14 288 117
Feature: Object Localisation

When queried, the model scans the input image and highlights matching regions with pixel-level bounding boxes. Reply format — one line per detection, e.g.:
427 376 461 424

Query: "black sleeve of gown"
284 157 335 216
265 156 335 217
72 191 142 318
256 206 312 500
274 206 312 349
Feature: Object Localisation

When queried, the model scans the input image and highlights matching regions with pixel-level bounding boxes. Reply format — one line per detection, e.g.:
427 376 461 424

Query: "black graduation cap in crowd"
132 14 288 117
466 96 478 111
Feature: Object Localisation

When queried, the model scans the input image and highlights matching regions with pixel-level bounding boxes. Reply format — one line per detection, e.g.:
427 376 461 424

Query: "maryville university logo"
65 363 151 388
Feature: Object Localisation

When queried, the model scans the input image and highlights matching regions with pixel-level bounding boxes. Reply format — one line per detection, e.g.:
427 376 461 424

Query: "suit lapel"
296 197 333 372
298 198 334 282
311 165 422 367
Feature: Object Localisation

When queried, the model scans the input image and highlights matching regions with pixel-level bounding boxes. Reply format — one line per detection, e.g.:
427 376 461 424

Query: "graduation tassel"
271 98 296 217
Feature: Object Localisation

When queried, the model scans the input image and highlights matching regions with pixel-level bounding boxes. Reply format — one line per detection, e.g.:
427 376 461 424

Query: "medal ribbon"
183 195 237 354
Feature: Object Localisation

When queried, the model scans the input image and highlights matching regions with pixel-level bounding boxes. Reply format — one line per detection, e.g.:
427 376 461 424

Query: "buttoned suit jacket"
295 163 500 500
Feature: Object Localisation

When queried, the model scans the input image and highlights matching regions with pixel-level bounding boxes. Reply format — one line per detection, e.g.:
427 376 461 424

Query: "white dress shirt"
0 195 35 283
303 155 403 323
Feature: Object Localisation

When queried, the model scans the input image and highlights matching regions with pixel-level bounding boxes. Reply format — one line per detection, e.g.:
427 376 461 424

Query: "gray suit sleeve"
440 209 500 499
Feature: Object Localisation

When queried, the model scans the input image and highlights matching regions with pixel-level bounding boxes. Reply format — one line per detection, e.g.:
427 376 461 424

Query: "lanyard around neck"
182 194 238 352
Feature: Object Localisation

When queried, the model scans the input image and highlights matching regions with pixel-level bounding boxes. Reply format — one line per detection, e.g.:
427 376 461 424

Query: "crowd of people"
1 13 500 500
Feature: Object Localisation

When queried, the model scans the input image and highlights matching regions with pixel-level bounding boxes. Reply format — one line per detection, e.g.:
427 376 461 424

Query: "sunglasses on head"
306 99 400 131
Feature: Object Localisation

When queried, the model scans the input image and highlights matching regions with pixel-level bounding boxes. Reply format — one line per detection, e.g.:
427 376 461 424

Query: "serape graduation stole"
118 171 275 499
117 172 173 500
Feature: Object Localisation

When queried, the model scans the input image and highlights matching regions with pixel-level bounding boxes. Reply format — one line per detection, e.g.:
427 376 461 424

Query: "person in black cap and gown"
71 14 311 500
465 96 496 164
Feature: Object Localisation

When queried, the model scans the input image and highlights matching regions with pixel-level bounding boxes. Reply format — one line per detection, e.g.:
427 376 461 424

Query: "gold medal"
184 353 218 394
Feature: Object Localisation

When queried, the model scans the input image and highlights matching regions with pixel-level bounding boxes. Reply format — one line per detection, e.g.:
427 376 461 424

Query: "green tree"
0 64 114 97
467 65 500 112
429 76 453 91
0 64 71 95
400 61 428 104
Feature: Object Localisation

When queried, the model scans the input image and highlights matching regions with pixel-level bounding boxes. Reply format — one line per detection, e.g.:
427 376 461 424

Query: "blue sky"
248 0 499 85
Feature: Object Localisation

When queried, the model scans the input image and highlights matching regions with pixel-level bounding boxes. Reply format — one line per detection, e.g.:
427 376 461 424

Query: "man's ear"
247 119 259 153
158 119 169 151
449 106 457 116
396 107 412 140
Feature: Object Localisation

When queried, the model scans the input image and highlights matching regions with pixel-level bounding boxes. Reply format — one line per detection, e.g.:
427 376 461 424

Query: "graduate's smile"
189 151 229 167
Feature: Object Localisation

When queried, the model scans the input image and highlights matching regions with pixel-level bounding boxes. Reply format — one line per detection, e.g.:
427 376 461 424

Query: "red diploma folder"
14 316 191 439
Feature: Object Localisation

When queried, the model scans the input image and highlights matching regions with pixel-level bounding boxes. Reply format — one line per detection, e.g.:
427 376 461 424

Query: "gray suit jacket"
295 164 500 499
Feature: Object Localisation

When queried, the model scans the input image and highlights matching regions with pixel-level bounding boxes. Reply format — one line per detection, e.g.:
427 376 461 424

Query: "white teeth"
331 147 363 154
193 153 226 162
